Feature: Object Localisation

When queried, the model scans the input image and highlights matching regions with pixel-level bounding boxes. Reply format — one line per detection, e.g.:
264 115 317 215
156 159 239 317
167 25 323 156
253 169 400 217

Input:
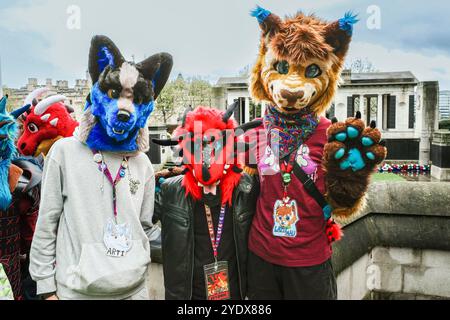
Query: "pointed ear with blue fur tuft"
339 12 359 36
250 5 272 24
324 12 359 59
250 5 281 36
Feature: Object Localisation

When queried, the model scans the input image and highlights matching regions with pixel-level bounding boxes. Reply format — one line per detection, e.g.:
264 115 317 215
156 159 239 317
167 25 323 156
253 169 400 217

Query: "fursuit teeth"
338 12 359 36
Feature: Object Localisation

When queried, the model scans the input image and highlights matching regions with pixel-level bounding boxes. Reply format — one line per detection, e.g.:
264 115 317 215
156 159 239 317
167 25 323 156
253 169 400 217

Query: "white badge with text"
104 219 133 257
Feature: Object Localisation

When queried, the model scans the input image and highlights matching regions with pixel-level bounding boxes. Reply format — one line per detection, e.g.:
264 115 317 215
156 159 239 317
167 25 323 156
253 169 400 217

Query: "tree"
345 58 377 73
238 65 251 77
156 76 188 125
155 75 213 125
187 77 212 107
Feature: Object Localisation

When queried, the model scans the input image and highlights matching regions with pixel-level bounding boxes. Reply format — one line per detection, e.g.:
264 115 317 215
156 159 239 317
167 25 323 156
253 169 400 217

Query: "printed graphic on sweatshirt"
296 144 318 181
104 219 133 257
272 198 299 238
259 146 280 175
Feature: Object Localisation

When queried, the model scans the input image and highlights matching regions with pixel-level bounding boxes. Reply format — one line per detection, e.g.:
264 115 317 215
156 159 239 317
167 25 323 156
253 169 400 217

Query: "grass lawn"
372 172 406 182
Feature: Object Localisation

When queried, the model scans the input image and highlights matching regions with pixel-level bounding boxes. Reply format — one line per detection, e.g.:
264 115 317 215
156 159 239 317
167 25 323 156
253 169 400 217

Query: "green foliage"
155 75 213 124
372 173 406 182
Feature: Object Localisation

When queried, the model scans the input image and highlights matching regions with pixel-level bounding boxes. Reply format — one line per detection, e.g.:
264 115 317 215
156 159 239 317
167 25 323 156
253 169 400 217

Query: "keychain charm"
127 164 141 195
129 178 141 195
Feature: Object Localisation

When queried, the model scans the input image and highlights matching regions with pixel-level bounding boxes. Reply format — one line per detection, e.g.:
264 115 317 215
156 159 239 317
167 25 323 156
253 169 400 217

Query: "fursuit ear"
324 12 358 59
136 53 173 100
88 35 125 84
0 95 7 114
250 5 282 37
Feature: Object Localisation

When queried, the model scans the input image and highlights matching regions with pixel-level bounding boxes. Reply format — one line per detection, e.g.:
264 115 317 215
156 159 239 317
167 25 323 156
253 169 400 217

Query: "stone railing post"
431 130 450 181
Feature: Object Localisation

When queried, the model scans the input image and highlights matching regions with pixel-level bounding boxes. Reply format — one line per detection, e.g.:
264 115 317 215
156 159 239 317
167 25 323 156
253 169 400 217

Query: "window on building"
347 97 354 118
249 100 262 121
387 95 396 129
233 98 242 124
409 95 415 129
368 96 378 124
326 103 335 119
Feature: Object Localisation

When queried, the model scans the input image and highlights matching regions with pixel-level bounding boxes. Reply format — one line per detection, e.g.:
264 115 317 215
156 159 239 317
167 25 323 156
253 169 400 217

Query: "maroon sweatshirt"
248 117 332 267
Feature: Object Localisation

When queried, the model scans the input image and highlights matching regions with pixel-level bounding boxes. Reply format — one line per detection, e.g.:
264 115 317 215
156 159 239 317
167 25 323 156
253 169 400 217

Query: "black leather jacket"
154 173 259 300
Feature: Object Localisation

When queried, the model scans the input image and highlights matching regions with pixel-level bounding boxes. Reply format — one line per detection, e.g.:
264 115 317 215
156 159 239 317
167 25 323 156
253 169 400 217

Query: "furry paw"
324 112 387 173
155 167 186 193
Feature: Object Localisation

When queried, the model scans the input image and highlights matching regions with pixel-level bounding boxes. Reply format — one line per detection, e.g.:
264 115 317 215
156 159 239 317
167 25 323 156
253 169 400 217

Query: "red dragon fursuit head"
17 89 78 157
154 103 261 206
249 6 387 243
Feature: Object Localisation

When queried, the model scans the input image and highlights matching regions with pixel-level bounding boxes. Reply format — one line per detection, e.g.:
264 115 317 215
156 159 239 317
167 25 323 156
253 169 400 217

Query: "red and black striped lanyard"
205 205 227 264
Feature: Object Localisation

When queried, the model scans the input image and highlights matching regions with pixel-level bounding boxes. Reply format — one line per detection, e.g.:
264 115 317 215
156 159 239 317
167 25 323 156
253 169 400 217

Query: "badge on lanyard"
203 205 230 301
273 197 299 238
104 219 133 258
204 261 230 301
272 156 300 238
93 151 134 258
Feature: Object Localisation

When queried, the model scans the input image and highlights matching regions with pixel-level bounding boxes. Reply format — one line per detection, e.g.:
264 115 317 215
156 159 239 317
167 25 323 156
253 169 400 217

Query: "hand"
44 294 59 300
323 112 387 217
324 112 386 173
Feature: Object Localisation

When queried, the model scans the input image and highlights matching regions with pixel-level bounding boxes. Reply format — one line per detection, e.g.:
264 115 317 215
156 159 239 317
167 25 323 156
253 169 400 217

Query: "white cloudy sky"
0 0 449 89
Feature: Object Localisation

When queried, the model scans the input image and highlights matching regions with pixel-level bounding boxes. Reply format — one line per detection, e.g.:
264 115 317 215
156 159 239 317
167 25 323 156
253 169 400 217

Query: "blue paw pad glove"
347 126 359 139
362 137 374 147
339 148 366 172
156 177 166 193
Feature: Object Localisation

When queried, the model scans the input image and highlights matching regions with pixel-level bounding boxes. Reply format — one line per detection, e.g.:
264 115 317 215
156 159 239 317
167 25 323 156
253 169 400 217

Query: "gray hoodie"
29 137 157 300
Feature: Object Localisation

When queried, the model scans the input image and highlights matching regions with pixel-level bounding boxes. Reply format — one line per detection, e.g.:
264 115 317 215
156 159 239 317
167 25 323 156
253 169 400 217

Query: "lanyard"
93 150 128 219
280 151 297 198
204 205 227 263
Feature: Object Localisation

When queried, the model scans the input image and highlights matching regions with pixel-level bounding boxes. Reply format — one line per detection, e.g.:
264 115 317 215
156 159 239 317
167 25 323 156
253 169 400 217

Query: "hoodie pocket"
74 241 150 296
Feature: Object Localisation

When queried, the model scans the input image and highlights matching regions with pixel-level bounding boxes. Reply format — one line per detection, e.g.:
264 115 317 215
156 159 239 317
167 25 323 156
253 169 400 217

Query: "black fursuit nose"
202 165 211 183
117 110 131 122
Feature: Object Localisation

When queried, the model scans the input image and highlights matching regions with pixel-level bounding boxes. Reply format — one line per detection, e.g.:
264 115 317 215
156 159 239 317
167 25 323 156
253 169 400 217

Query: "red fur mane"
177 107 244 205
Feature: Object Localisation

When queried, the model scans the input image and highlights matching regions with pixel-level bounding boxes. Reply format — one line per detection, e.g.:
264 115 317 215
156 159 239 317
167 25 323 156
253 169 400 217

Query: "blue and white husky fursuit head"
78 35 173 153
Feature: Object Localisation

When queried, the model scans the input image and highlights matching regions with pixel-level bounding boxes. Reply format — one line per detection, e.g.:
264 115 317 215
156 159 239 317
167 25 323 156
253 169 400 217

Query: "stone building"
2 72 91 120
213 71 440 163
439 90 450 120
212 76 268 125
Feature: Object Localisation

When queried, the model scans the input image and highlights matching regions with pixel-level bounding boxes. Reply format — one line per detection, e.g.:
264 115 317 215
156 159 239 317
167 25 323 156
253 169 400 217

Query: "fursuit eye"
134 96 144 105
28 123 39 133
275 60 290 75
305 64 322 78
108 89 120 99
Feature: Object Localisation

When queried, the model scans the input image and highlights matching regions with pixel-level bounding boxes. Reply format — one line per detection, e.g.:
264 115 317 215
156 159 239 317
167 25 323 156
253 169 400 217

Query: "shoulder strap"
292 161 332 219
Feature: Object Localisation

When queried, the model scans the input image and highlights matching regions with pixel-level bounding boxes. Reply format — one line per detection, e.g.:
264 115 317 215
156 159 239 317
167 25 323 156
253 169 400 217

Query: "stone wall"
337 247 450 300
147 181 450 300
